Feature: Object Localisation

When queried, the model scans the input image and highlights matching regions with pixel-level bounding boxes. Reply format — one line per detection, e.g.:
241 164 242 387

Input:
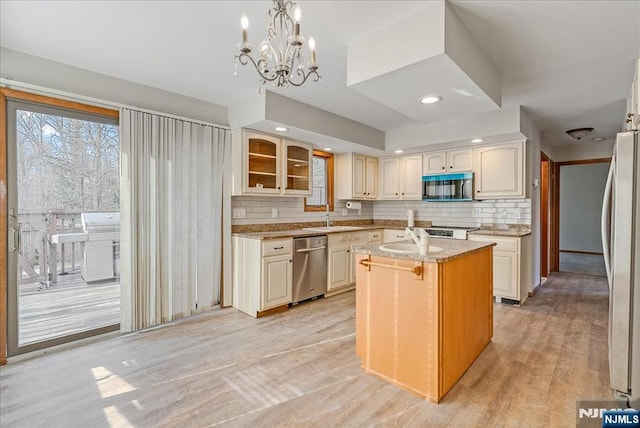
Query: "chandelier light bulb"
241 15 249 30
308 37 315 50
294 6 301 23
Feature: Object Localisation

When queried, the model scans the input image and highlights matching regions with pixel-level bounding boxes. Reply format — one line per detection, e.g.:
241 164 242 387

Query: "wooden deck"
19 271 120 345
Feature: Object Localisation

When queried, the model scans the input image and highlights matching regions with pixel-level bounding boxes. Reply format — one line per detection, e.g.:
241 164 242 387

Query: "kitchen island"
354 238 495 403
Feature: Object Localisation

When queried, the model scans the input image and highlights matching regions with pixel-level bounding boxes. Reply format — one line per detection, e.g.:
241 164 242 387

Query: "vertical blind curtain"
119 108 230 332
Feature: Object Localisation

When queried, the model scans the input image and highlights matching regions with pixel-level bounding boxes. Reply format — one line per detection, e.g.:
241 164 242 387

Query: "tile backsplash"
231 196 373 225
232 196 531 227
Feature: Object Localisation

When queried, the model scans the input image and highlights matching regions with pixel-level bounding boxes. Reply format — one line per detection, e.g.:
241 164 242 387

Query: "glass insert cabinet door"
284 142 311 194
246 134 280 192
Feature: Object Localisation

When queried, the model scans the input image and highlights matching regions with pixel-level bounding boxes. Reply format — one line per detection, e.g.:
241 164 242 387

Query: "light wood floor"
0 272 611 427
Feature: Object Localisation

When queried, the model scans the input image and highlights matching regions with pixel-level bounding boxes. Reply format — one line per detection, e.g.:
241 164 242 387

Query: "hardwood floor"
0 272 611 427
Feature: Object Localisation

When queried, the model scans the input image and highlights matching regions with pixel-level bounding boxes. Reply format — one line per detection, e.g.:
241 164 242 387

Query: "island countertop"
353 237 495 263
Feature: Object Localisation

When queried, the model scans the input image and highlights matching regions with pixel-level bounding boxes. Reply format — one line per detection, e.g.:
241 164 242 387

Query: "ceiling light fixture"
323 147 333 151
471 138 483 143
566 127 594 140
592 136 606 142
235 0 320 87
394 149 404 154
419 96 442 104
274 126 289 132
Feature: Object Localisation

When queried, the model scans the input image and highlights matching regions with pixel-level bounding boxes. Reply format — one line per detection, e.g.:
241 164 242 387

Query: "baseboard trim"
559 249 604 256
528 282 541 298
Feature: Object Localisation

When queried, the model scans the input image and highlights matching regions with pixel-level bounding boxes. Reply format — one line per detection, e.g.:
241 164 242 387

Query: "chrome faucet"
326 204 332 227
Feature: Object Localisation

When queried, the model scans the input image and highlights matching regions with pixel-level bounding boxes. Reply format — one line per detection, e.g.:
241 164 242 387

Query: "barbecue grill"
80 212 120 282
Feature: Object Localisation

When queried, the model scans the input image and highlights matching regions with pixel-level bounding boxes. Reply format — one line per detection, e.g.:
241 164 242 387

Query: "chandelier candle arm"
235 0 320 87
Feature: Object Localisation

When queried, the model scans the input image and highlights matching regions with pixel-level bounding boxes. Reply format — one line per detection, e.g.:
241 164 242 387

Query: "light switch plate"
232 208 246 219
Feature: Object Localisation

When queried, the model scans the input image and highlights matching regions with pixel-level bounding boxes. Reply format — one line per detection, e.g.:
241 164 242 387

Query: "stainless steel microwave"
422 172 474 201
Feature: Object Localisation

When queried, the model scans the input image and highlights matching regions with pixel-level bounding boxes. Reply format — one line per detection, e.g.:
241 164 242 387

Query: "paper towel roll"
346 201 362 210
407 209 415 228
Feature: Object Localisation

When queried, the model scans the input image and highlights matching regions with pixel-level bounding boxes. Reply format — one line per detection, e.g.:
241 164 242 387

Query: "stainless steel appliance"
80 212 120 282
422 172 474 202
425 226 478 240
601 130 640 400
292 236 327 303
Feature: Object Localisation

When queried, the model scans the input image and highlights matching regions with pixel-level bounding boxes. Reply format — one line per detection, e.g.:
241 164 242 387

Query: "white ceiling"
1 0 638 150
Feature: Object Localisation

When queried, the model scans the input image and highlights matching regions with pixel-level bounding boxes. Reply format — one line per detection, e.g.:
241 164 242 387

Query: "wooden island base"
355 247 493 403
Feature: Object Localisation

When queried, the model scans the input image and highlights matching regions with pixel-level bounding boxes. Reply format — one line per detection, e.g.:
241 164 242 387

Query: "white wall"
0 48 228 125
554 140 614 162
559 162 610 253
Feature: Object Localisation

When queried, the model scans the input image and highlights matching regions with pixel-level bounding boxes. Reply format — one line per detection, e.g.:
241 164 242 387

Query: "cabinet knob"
401 192 404 195
289 259 292 263
395 193 398 195
626 113 634 124
442 166 445 170
477 190 480 193
449 166 453 169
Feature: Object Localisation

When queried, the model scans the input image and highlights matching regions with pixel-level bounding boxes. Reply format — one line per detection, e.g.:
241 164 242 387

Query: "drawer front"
468 235 519 252
262 239 292 256
328 231 368 246
368 230 382 243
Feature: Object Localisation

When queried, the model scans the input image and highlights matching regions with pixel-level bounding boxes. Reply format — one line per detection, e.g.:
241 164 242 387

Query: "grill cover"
81 212 120 234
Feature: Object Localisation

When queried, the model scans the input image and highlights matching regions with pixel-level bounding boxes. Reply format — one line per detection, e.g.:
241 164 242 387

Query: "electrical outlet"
232 208 246 219
272 208 278 218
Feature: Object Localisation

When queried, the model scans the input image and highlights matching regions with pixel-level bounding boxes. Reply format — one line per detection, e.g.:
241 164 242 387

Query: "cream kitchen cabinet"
327 230 380 294
232 237 293 317
231 129 312 196
337 153 378 200
383 229 408 243
467 233 531 304
473 141 528 200
379 154 422 200
423 148 473 175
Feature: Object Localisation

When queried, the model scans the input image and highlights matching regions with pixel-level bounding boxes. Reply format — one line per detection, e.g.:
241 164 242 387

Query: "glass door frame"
3 89 121 357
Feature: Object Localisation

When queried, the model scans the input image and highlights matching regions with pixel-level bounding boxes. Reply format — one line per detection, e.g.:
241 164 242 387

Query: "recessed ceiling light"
323 147 333 151
394 149 404 154
274 126 288 132
592 137 606 142
419 95 442 104
471 138 483 143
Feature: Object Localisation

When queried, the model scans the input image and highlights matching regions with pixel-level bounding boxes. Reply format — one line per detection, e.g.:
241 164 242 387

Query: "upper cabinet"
231 130 312 196
379 154 422 200
283 141 312 195
337 153 378 200
423 148 472 175
474 140 528 200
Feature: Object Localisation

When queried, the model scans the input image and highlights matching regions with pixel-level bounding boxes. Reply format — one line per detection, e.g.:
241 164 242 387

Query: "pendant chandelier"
235 0 320 87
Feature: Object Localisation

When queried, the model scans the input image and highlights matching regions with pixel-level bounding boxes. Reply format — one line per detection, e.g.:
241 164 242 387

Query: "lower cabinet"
468 234 531 304
232 236 293 317
383 229 408 243
327 230 381 294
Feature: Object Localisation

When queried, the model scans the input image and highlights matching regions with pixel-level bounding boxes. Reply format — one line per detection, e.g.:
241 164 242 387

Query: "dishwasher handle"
295 246 327 253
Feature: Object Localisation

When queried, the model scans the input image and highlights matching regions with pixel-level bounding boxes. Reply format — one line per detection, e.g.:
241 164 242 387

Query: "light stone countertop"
353 238 496 263
232 225 386 240
468 226 531 237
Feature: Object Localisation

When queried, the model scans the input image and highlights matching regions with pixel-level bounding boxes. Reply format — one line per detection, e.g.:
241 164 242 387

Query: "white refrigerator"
601 130 640 401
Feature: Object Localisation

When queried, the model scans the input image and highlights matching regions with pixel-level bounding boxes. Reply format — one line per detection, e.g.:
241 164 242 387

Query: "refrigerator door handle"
601 155 615 289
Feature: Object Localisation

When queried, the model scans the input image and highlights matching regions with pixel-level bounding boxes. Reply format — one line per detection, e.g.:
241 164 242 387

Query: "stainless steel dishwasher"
292 235 328 303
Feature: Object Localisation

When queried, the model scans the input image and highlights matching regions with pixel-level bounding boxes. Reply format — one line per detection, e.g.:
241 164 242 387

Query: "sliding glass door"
6 94 120 355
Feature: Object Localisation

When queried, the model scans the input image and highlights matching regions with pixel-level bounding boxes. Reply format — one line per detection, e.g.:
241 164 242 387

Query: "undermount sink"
378 243 444 254
303 226 366 232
